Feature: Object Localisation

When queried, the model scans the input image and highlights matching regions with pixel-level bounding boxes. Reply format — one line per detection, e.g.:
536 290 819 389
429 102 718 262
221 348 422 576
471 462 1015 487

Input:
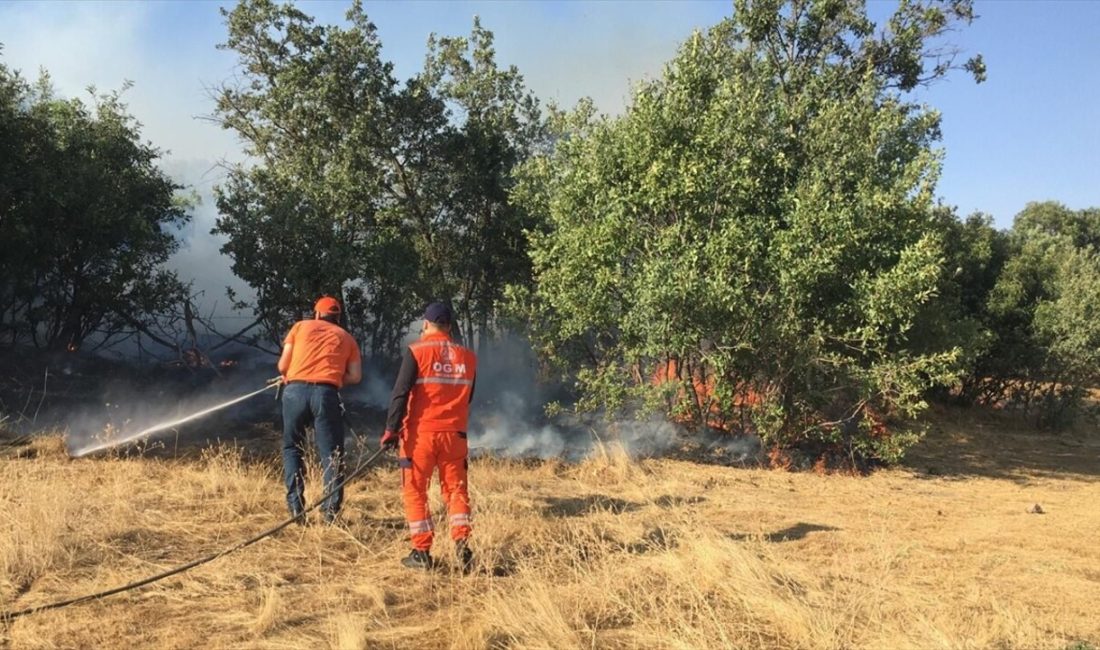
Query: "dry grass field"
1 406 1098 649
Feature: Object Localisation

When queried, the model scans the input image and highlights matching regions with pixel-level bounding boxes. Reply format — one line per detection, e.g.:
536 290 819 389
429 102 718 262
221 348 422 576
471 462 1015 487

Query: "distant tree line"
2 0 1097 463
932 203 1100 429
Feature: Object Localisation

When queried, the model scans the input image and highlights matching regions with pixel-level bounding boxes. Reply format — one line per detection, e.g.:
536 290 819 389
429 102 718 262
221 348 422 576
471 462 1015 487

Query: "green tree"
514 0 984 463
0 56 32 342
1031 245 1100 425
0 57 190 350
967 202 1100 426
1013 201 1100 250
419 18 546 345
212 0 404 353
213 1 543 356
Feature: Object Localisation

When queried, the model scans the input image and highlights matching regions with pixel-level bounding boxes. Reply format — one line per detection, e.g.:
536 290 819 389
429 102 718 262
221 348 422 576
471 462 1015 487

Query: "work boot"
401 549 433 570
455 539 474 574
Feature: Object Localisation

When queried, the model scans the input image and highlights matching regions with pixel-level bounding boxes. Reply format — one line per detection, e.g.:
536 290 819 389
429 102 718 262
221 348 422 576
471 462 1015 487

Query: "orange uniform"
385 331 477 551
283 319 361 388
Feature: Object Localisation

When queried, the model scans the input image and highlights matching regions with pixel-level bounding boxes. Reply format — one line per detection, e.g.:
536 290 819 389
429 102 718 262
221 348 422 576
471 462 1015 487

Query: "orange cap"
314 296 342 315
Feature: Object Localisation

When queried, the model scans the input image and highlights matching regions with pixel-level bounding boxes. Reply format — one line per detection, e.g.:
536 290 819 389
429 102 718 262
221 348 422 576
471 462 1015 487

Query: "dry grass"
1 410 1099 649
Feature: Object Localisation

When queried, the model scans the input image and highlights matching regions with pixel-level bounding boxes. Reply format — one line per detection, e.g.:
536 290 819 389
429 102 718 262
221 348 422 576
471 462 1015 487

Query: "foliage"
212 0 544 357
912 210 1009 402
967 202 1100 426
0 58 190 350
917 201 1100 428
513 0 986 463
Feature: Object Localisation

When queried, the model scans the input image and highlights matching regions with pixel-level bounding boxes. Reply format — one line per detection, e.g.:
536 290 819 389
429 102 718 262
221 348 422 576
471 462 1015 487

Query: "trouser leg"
280 384 310 516
401 430 437 551
312 386 346 519
437 431 471 541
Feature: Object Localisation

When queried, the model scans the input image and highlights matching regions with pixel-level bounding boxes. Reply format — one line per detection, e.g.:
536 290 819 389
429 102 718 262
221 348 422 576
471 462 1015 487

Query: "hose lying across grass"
0 442 387 621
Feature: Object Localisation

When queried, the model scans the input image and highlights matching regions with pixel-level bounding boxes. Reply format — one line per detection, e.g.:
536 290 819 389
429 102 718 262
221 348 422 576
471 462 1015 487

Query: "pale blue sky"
1 0 1098 304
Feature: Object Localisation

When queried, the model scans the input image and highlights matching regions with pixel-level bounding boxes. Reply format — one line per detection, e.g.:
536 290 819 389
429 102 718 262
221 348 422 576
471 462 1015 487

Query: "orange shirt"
284 319 361 388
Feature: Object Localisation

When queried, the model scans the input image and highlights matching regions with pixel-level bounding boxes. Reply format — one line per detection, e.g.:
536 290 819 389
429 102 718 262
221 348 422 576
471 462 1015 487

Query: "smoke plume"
457 332 761 463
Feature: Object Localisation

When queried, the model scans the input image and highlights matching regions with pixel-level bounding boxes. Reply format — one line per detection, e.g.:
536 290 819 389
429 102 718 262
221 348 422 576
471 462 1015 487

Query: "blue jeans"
281 382 345 520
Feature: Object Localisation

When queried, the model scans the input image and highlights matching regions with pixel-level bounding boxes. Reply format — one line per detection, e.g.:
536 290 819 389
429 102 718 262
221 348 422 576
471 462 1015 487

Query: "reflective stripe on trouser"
400 429 471 551
408 519 434 534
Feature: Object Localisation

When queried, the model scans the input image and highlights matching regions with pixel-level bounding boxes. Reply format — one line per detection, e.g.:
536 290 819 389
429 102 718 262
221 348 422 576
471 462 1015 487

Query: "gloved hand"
380 429 400 450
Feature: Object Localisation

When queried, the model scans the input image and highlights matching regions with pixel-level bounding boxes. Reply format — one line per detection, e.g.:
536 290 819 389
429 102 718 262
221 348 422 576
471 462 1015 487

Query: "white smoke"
51 327 763 463
460 332 763 463
342 329 684 460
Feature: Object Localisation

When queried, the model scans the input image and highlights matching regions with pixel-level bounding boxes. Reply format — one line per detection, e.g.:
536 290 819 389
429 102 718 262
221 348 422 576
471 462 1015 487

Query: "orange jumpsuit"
385 332 477 551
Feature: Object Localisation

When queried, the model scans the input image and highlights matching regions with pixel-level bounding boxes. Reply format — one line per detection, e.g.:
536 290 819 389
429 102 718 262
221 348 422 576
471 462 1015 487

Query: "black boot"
401 549 433 570
455 539 474 574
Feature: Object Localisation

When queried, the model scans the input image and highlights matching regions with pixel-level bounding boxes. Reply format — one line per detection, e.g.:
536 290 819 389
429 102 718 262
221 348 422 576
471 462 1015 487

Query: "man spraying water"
277 296 362 524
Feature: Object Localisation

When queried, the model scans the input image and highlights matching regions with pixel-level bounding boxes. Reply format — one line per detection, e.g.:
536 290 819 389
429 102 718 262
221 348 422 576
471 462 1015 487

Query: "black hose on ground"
1 443 388 622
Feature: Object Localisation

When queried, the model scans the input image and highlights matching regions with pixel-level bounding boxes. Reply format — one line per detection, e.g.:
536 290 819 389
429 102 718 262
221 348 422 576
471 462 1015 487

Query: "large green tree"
213 0 543 357
513 0 985 462
0 58 190 350
419 19 545 344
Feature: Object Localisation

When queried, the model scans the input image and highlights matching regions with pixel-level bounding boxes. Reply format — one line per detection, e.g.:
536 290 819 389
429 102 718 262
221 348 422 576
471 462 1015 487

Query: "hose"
1 442 388 621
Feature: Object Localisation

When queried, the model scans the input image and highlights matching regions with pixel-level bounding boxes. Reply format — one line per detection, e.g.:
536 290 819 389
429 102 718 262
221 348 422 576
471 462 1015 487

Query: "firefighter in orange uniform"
278 296 362 524
381 302 477 571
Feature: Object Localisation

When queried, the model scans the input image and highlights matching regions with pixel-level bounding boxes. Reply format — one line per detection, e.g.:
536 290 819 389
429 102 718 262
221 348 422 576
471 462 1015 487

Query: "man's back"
405 334 477 433
284 319 359 387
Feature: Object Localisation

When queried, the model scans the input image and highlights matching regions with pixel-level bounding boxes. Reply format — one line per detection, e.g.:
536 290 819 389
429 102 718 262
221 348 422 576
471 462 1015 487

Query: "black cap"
423 302 453 325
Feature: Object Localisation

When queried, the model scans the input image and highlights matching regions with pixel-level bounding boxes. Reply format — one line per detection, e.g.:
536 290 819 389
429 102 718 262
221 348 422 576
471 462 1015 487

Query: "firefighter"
277 296 362 524
381 302 477 571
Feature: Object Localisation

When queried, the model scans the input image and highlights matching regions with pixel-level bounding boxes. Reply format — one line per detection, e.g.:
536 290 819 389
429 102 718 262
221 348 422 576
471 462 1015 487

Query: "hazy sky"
1 0 1098 311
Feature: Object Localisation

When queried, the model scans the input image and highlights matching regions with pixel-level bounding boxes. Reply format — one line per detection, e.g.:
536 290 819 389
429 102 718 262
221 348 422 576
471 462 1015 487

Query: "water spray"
69 377 282 458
